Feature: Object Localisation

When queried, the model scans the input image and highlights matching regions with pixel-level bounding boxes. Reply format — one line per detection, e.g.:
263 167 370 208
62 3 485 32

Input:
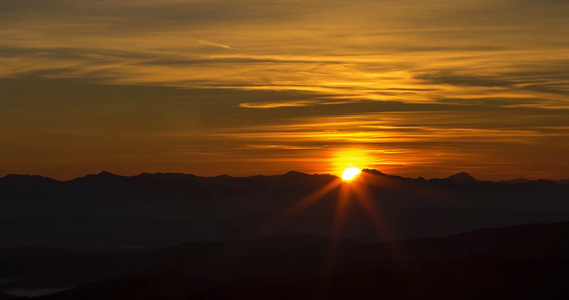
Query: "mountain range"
2 170 569 248
2 170 569 299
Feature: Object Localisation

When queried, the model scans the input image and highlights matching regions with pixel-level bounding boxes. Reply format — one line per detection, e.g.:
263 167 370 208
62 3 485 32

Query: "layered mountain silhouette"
2 170 569 299
2 170 569 248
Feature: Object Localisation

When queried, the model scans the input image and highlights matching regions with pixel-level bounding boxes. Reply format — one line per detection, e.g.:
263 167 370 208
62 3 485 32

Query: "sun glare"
341 167 361 181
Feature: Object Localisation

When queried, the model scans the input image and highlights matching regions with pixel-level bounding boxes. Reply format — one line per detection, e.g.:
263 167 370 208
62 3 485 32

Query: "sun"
341 167 361 181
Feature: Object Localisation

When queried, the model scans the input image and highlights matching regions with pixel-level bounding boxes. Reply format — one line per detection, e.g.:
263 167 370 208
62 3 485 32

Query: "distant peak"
445 172 477 183
0 173 57 183
361 169 384 175
2 173 23 179
283 171 308 176
98 171 116 177
499 178 532 185
77 171 124 182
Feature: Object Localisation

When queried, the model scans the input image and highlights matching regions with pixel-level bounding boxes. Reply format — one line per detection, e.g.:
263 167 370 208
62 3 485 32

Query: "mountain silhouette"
2 170 569 299
426 171 480 185
499 178 532 184
96 170 119 177
444 171 477 183
1 170 569 248
12 221 569 300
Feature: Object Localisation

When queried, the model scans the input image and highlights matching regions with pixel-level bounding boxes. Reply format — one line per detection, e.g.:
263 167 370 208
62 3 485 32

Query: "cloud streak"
197 39 234 50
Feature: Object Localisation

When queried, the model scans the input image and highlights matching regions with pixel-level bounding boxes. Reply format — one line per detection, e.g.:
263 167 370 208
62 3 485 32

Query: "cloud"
521 84 569 95
435 97 542 107
197 39 234 50
415 72 513 88
239 100 321 109
2 0 568 107
243 144 323 150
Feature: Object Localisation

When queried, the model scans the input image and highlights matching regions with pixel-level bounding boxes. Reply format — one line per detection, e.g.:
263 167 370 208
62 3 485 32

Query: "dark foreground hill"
7 221 567 300
2 170 569 248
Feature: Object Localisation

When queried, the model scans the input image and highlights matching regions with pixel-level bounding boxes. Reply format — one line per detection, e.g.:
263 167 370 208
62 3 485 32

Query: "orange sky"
1 0 569 180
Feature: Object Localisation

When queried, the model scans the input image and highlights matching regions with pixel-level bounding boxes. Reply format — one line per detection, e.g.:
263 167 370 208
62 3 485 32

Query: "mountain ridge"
1 169 569 248
2 170 568 184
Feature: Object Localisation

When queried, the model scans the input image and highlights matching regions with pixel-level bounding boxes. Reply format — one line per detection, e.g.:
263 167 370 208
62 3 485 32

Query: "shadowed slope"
27 221 569 300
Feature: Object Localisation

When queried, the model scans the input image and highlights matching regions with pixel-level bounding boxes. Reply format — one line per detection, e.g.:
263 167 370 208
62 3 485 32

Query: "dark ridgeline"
2 169 569 248
1 170 569 299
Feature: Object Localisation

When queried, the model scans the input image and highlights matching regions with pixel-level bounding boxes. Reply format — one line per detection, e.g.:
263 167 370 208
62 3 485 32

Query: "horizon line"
1 169 568 184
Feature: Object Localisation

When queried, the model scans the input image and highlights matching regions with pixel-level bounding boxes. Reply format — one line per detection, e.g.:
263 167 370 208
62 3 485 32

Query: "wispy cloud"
197 39 234 50
239 100 321 108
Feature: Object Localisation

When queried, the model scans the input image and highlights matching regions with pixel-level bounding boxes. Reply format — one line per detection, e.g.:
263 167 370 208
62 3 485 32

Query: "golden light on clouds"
331 148 375 177
1 0 569 180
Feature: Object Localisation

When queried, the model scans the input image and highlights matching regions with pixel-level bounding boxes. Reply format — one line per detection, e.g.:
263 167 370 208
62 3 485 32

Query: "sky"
1 0 569 180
